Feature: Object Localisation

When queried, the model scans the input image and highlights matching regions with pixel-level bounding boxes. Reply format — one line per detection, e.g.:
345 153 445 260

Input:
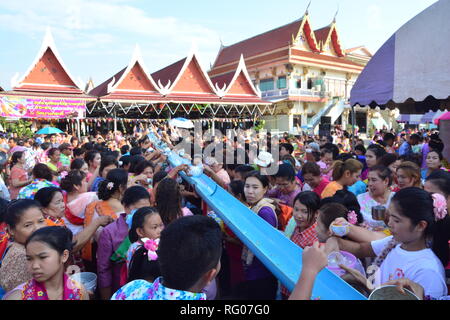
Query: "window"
307 78 313 89
277 76 287 89
296 79 302 89
259 78 274 91
293 115 302 127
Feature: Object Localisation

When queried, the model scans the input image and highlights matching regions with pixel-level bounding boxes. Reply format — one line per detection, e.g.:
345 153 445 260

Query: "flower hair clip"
347 211 358 225
142 238 160 261
107 182 114 190
432 193 448 221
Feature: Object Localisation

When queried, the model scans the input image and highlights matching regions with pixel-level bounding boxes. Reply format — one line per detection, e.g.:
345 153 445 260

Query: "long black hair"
127 245 161 283
10 151 24 169
155 178 182 226
392 187 449 266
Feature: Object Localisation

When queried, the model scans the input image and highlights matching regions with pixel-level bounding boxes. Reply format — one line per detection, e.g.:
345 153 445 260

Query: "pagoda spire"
333 4 339 23
305 0 312 16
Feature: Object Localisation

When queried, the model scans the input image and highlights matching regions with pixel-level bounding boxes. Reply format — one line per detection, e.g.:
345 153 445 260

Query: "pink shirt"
182 207 193 217
9 166 28 200
215 168 231 185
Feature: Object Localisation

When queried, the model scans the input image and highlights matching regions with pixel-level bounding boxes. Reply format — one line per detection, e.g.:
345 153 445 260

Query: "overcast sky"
0 0 437 90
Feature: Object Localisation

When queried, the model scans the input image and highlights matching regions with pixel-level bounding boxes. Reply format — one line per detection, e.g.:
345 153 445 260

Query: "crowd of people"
0 122 448 301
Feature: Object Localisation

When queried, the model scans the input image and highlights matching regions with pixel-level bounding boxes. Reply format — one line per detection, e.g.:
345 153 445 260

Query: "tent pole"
77 118 81 138
352 105 356 151
114 109 117 134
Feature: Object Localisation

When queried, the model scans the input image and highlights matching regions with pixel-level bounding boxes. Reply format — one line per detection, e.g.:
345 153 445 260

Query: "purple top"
244 206 277 281
97 213 128 292
266 186 302 207
421 143 430 169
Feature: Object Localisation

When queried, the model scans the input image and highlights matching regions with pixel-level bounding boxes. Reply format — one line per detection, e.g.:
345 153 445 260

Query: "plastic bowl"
327 251 366 277
70 272 97 292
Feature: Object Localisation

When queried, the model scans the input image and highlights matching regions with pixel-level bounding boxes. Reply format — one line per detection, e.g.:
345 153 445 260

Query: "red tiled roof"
213 19 304 68
314 26 331 47
151 58 187 88
210 71 235 89
89 67 127 97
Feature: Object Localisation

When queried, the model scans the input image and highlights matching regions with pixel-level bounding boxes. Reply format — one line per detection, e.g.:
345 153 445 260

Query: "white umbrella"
169 118 194 129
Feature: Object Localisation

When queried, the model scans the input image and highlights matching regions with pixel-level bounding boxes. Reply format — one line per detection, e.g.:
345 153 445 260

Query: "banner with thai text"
0 96 85 118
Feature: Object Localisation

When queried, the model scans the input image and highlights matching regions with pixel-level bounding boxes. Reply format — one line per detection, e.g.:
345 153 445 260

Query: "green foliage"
0 119 34 137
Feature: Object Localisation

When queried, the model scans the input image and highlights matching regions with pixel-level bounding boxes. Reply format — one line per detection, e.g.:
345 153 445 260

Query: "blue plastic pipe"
148 133 367 300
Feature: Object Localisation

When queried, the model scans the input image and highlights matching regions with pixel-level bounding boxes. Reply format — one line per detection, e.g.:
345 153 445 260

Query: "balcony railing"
261 88 328 100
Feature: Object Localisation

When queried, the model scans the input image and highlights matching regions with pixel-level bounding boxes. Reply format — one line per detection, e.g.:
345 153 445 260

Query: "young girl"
4 226 88 300
329 188 448 299
284 191 321 244
315 202 356 244
97 186 151 300
321 159 363 199
281 191 321 299
126 207 164 283
0 200 46 293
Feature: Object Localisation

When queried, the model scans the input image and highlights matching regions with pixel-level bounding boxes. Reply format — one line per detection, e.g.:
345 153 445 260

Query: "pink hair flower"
142 238 160 261
432 193 448 221
347 211 358 225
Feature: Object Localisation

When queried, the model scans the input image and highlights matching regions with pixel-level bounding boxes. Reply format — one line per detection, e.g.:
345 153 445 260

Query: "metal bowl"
369 285 420 300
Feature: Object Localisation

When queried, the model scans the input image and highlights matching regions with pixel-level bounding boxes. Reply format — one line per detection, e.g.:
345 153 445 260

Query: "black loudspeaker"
319 124 331 137
321 116 332 125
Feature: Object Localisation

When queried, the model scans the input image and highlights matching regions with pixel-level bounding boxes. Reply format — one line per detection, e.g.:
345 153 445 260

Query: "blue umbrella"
36 127 64 135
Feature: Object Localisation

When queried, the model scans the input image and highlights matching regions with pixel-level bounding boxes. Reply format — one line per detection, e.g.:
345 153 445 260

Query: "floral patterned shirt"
18 179 59 199
111 277 207 300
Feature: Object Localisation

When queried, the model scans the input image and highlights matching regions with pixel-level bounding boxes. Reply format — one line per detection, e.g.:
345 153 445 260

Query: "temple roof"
210 55 261 98
12 28 84 94
152 51 217 96
89 46 161 99
213 19 307 68
211 14 359 74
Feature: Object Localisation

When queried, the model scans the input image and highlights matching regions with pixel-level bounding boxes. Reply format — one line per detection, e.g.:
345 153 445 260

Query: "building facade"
209 11 387 134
